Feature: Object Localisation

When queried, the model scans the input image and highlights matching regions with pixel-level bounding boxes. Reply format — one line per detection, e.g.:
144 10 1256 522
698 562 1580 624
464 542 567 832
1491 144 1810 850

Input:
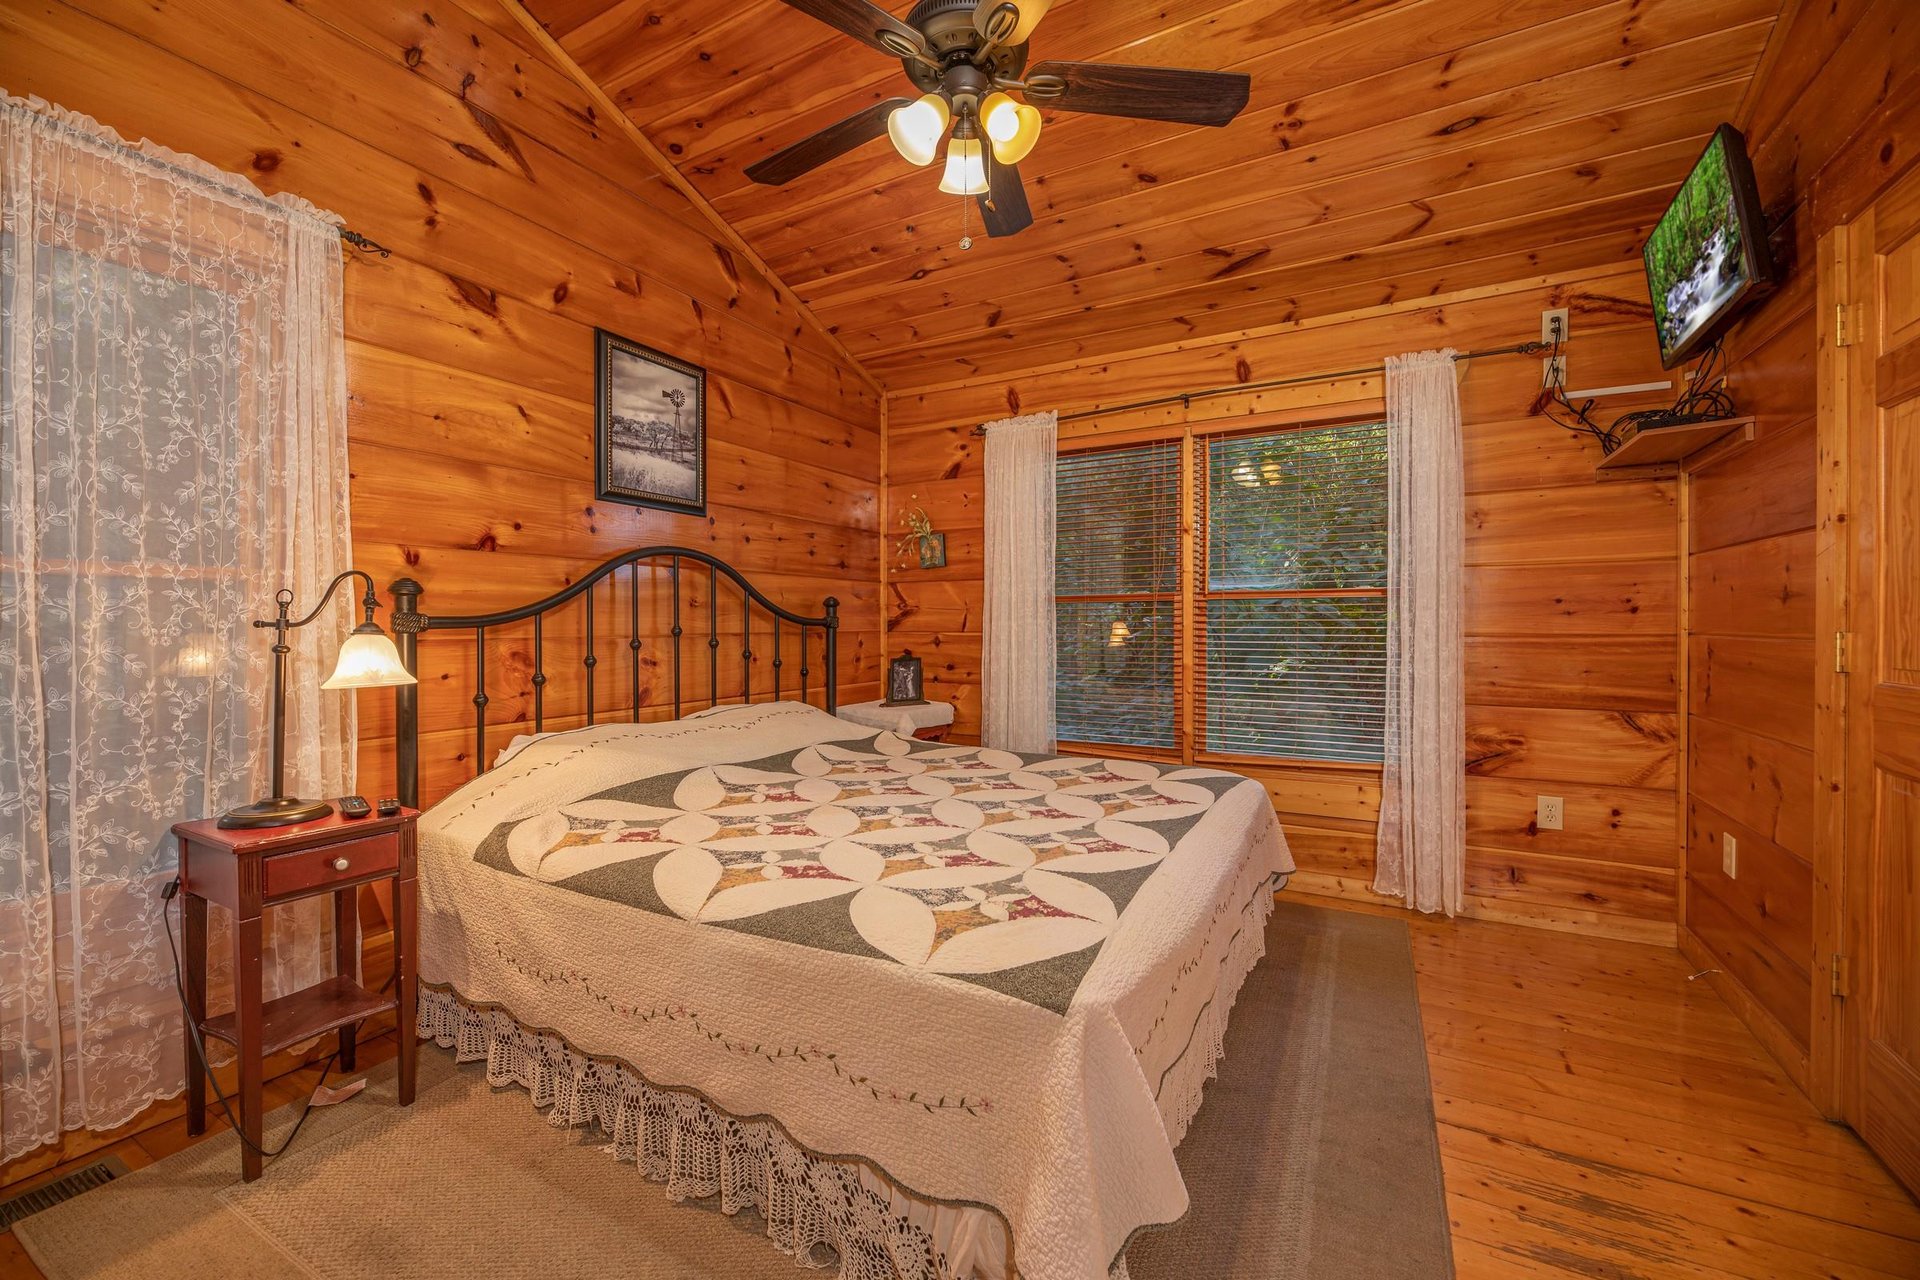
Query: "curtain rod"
967 338 1555 434
339 229 393 258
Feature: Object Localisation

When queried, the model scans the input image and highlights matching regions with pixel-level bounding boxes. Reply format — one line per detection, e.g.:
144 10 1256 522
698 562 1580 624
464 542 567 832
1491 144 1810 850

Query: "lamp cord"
159 879 339 1161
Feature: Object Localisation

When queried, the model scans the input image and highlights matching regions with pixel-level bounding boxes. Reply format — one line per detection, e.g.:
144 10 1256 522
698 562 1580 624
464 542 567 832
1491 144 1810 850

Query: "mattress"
415 701 1293 1280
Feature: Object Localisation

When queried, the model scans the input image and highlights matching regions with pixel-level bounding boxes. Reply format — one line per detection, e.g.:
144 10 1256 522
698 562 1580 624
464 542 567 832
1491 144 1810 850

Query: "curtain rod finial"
339 228 391 258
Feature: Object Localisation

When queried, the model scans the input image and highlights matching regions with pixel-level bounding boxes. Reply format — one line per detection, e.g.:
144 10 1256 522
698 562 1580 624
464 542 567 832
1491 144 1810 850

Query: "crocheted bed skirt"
416 883 1276 1280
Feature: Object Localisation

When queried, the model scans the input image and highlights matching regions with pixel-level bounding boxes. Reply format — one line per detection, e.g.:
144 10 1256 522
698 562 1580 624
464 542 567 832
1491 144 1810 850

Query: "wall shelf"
1594 415 1756 481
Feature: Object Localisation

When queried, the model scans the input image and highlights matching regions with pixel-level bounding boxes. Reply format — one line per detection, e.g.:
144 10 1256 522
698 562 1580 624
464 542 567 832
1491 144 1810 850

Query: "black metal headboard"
387 546 839 808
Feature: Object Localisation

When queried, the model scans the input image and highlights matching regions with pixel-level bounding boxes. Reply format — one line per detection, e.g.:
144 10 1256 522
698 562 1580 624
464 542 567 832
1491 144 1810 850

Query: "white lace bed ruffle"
418 987 959 1280
416 880 1277 1280
1157 882 1277 1150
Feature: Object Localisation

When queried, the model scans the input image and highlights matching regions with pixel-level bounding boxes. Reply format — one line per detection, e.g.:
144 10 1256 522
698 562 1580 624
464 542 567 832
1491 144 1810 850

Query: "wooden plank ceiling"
523 0 1784 391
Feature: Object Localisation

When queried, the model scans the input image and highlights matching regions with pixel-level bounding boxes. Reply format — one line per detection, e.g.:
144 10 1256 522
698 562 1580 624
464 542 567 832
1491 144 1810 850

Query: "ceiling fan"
744 0 1252 241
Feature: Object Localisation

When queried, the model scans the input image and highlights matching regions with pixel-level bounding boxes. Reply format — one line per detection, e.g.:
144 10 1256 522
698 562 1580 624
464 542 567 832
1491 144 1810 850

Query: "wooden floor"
1380 903 1920 1279
3 909 1918 1279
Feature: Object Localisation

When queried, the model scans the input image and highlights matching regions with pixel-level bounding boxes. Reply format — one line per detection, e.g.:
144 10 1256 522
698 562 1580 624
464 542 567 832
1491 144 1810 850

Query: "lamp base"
217 796 334 830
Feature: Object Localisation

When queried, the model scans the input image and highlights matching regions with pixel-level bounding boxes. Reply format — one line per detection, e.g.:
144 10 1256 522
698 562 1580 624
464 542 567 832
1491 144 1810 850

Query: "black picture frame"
883 654 926 707
595 328 707 516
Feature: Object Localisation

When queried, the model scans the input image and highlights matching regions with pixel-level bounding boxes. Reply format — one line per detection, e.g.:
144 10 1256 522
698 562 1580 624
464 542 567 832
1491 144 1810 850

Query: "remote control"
338 795 371 819
376 797 401 817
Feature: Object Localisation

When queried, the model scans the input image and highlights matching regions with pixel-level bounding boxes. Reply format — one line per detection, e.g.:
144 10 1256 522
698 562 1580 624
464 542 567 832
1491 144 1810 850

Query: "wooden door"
1831 163 1920 1197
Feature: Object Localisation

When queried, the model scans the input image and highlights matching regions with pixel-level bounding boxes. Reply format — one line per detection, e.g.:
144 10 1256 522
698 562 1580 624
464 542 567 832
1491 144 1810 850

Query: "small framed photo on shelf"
595 328 706 516
883 654 926 706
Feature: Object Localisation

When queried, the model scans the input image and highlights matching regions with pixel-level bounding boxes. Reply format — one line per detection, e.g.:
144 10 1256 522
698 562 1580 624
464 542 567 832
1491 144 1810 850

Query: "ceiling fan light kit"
747 0 1253 241
888 92 950 166
939 125 989 195
980 91 1042 164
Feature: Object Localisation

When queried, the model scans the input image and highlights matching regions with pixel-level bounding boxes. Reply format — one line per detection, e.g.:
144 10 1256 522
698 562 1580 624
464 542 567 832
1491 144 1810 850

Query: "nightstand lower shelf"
200 975 396 1059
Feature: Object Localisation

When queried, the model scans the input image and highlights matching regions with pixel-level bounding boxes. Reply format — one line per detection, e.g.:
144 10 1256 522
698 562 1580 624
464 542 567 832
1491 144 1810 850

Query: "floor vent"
0 1155 131 1231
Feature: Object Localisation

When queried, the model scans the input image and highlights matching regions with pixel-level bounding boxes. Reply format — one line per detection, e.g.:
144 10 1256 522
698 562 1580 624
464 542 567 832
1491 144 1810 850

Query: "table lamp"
218 569 416 829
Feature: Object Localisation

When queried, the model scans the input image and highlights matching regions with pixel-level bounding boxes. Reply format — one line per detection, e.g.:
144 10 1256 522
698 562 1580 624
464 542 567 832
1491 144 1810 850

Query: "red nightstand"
172 802 419 1181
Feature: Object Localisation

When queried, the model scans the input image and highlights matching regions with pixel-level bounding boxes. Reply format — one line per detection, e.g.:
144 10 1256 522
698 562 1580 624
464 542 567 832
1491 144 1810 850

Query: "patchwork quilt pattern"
473 734 1248 1012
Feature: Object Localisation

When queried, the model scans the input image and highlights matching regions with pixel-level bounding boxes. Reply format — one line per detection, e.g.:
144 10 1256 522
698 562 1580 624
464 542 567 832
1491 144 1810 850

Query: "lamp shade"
1232 456 1284 488
939 134 989 196
981 92 1042 165
888 93 950 167
321 624 416 690
1107 619 1133 647
975 0 1051 46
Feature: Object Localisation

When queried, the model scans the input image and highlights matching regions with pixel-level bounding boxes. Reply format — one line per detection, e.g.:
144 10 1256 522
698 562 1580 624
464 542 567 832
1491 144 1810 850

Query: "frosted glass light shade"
981 92 1042 164
888 94 950 167
939 135 989 196
321 625 417 690
976 0 1052 45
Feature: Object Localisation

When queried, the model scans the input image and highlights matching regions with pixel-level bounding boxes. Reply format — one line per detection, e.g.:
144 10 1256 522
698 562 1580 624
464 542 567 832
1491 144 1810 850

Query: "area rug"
13 899 1450 1280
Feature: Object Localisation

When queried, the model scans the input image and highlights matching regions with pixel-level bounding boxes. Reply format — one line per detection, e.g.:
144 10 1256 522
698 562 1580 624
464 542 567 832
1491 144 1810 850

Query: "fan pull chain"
959 188 973 252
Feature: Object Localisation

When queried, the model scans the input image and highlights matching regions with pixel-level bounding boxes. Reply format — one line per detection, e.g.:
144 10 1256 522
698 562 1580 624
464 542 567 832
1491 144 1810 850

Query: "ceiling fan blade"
746 98 913 186
977 162 1033 237
1023 61 1252 127
776 0 934 61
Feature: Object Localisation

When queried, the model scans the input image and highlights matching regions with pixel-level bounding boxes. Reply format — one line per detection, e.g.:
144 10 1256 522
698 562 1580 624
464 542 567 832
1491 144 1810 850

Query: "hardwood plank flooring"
1378 900 1920 1278
3 912 1916 1279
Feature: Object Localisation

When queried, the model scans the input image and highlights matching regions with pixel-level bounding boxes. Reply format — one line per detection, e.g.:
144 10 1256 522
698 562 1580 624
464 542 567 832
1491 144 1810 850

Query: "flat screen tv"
1643 124 1776 369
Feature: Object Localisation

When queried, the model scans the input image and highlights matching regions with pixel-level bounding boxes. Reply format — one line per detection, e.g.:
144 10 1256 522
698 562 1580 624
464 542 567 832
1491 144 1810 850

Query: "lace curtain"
1373 350 1465 916
980 411 1057 754
0 94 354 1160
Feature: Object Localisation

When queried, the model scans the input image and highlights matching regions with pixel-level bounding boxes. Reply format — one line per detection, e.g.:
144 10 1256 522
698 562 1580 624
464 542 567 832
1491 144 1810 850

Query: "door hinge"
1831 953 1850 998
1835 302 1853 348
1834 631 1852 674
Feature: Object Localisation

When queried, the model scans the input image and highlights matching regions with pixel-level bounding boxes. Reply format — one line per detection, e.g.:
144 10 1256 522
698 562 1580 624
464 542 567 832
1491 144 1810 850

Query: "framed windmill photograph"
595 328 707 516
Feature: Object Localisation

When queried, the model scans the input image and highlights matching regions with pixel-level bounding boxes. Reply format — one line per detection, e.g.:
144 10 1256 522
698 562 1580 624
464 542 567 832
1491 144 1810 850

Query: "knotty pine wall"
1679 0 1920 1090
885 266 1684 943
0 0 884 807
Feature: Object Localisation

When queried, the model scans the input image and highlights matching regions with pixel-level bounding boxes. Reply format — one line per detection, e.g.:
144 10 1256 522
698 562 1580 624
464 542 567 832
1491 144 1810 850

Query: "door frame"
1814 173 1920 1132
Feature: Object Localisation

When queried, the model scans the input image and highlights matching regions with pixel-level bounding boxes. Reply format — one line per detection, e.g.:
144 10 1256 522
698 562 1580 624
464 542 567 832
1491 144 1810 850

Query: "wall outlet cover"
1536 795 1564 831
1722 833 1739 879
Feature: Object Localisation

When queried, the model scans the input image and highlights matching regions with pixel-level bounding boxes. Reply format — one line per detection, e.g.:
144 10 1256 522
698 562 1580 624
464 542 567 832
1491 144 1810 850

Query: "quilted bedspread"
417 702 1293 1280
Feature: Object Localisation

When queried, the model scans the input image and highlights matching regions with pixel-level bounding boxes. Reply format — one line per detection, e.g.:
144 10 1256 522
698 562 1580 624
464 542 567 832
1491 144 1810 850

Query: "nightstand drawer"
263 832 399 900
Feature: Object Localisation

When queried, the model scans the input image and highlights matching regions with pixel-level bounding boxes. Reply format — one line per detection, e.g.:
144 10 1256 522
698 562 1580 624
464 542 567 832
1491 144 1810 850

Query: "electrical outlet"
1536 795 1564 831
1722 833 1739 879
1541 308 1570 390
1541 307 1570 346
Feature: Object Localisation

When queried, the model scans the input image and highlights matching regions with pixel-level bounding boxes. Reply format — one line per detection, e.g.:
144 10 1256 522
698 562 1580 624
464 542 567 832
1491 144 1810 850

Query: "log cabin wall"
1678 0 1920 1090
885 266 1684 943
0 0 885 808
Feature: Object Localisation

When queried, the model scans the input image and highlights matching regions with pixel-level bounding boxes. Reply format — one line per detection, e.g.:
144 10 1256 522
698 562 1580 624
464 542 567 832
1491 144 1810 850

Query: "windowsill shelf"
1594 415 1757 480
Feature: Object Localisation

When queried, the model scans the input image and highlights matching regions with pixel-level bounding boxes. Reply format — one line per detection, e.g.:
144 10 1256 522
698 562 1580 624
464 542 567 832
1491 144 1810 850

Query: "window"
1054 442 1180 749
1198 422 1389 762
1052 420 1389 764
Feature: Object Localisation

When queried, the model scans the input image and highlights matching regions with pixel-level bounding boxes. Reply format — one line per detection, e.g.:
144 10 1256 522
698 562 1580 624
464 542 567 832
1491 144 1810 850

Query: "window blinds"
1054 442 1181 750
1198 422 1389 763
1049 422 1389 765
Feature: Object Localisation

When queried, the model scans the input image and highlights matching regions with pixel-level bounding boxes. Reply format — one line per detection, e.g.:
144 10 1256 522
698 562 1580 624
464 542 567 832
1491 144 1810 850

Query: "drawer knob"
331 856 350 872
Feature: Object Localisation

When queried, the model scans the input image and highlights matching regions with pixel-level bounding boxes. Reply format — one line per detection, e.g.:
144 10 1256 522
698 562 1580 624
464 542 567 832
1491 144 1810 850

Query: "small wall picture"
917 531 947 569
596 328 706 516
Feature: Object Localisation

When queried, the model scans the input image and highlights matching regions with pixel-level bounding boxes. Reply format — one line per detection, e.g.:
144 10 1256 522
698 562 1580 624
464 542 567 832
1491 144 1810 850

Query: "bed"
390 548 1294 1280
